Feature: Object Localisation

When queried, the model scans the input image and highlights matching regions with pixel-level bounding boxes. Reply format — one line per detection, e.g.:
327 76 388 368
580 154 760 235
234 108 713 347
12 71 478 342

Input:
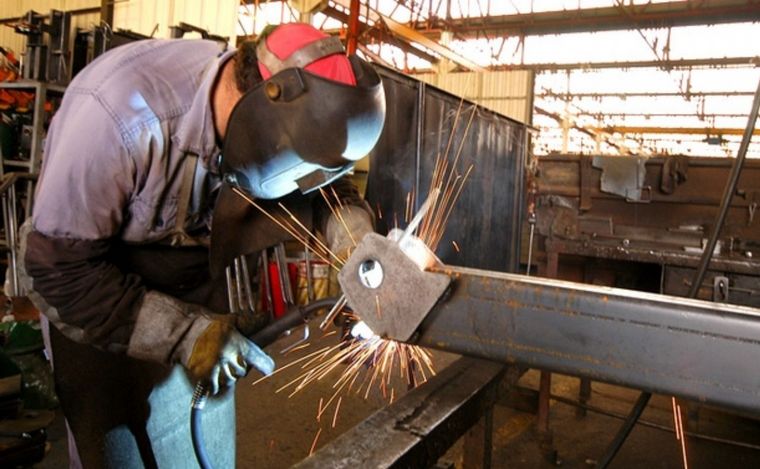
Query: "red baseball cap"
257 23 356 86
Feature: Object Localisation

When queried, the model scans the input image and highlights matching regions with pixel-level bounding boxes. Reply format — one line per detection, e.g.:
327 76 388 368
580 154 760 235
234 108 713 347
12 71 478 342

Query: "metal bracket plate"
592 155 649 202
338 233 451 341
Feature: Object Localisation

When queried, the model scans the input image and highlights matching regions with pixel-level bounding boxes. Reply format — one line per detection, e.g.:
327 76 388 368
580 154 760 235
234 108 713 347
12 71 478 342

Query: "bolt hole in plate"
359 259 384 289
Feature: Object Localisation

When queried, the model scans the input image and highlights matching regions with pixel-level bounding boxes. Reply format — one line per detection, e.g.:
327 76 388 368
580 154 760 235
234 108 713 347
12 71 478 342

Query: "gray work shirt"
33 39 230 244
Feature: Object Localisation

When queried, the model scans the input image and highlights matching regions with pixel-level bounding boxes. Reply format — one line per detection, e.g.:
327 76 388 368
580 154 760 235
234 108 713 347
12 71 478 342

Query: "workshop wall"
413 70 535 125
0 0 99 55
113 0 238 44
1 0 238 55
367 65 528 273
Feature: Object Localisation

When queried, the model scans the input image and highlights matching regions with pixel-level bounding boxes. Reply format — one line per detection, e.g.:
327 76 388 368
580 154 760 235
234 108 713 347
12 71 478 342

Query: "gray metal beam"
424 0 760 38
495 56 760 72
411 266 760 417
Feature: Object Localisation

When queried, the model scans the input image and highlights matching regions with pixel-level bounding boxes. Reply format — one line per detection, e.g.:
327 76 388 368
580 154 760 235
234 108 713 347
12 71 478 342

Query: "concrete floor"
486 372 760 469
35 328 760 468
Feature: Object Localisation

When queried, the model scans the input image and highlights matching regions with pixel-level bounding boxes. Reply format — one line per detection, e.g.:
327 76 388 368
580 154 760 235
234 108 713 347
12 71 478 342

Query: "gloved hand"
184 319 275 395
325 205 374 261
326 205 374 297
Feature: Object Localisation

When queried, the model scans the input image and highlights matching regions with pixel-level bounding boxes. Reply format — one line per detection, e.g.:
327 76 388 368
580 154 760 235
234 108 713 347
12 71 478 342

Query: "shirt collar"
173 49 236 169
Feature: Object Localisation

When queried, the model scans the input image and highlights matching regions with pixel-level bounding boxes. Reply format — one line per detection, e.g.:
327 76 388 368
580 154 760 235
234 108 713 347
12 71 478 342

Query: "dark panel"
366 65 527 272
363 68 420 233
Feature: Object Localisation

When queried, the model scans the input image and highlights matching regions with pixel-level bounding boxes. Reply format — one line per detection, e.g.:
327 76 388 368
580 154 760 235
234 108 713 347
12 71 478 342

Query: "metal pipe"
261 249 273 321
414 81 425 209
346 0 361 55
239 255 256 313
0 173 37 194
250 297 339 350
1 194 13 296
225 266 236 313
689 77 760 298
595 392 651 468
304 247 314 302
8 184 19 296
233 257 246 312
548 393 760 453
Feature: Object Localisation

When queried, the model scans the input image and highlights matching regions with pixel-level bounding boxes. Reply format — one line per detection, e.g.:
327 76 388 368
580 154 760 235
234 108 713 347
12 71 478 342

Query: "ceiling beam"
494 56 760 72
320 5 440 65
421 0 760 39
381 14 485 71
327 1 484 71
539 91 756 98
596 126 760 136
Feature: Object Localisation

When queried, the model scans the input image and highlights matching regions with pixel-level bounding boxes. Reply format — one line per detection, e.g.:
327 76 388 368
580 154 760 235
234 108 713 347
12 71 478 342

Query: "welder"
16 23 385 468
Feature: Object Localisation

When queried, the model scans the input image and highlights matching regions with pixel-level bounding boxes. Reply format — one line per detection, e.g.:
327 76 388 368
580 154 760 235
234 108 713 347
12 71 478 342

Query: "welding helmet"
220 23 386 200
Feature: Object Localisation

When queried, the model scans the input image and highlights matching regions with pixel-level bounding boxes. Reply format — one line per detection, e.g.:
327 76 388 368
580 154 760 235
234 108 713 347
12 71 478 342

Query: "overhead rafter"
318 4 440 65
382 14 485 71
597 125 760 136
534 106 651 155
539 91 757 99
493 56 760 72
420 0 760 39
327 0 484 71
237 1 434 62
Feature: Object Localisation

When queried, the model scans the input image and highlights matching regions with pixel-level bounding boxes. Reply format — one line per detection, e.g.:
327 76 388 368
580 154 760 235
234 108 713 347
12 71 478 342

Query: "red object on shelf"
264 261 298 318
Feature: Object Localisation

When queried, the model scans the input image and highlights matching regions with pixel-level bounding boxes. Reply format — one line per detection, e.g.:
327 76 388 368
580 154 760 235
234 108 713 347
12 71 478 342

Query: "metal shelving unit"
0 79 65 217
0 79 66 174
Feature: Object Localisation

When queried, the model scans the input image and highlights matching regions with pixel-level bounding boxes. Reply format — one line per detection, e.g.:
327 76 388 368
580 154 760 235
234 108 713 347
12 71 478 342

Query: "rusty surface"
545 238 759 276
413 265 760 417
338 233 451 341
663 265 760 308
294 357 510 468
532 155 760 303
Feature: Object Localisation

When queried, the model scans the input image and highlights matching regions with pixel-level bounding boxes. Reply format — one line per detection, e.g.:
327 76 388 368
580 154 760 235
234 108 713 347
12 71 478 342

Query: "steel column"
346 0 361 55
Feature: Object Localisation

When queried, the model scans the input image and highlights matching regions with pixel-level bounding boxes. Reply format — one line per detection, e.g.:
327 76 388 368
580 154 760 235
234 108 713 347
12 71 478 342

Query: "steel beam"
409 266 760 417
593 126 760 136
421 0 760 38
539 91 756 99
294 357 511 468
496 56 760 72
320 5 440 65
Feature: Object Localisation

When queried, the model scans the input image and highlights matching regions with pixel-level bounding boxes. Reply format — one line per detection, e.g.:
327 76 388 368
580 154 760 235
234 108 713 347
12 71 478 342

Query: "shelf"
3 160 32 168
0 80 66 94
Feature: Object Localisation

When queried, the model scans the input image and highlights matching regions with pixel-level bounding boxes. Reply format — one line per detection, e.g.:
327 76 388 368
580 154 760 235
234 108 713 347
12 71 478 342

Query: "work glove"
184 319 275 395
325 205 374 262
325 205 374 298
324 205 374 338
126 291 274 394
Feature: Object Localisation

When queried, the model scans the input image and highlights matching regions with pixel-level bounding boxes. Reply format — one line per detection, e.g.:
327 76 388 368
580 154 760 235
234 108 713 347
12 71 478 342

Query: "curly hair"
233 39 262 93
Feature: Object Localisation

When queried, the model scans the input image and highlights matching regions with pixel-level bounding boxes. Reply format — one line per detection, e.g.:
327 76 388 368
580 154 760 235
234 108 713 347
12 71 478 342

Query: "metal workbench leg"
536 249 559 464
577 378 592 418
537 371 558 464
463 407 494 469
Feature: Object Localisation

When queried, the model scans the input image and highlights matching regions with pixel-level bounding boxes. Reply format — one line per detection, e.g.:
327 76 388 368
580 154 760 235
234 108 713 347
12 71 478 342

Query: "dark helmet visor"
221 56 385 200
